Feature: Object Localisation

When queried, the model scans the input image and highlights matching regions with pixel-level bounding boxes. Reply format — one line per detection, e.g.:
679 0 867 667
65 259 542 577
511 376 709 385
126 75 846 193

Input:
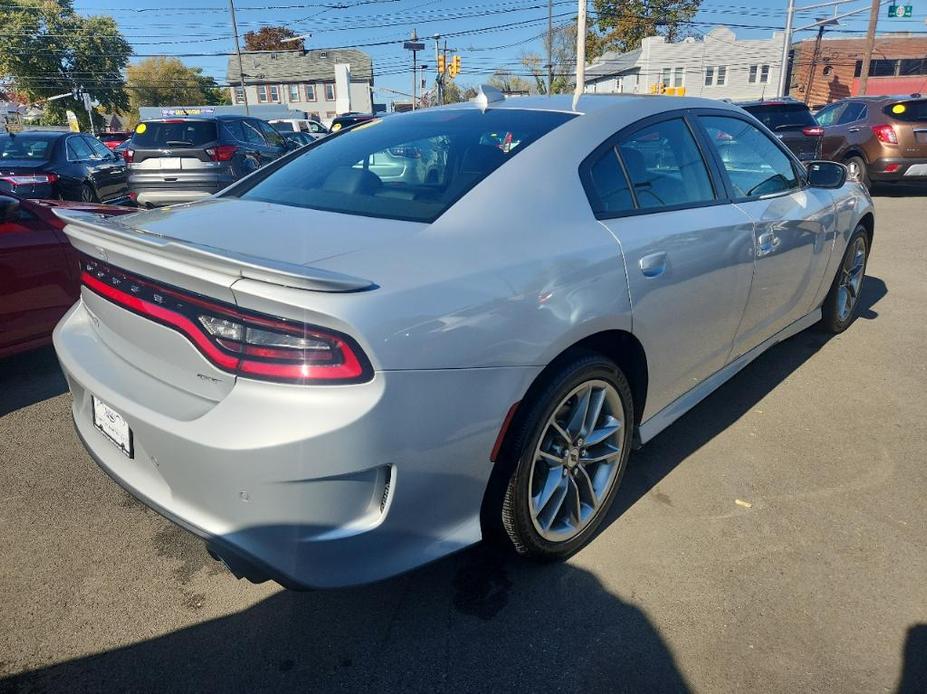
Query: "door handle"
848 127 861 133
757 232 779 257
639 252 668 278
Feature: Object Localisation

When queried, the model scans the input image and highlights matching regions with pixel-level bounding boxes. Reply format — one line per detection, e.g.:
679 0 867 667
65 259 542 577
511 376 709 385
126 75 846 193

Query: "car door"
240 119 272 167
62 136 96 200
586 113 757 416
696 113 836 356
84 135 128 200
0 199 77 353
816 102 849 160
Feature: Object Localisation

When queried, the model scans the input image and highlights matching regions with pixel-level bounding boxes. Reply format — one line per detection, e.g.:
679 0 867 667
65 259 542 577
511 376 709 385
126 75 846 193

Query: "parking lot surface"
1 192 925 693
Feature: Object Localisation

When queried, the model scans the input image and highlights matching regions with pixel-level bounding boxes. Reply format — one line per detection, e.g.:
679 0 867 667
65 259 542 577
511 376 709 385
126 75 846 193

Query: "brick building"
789 33 927 107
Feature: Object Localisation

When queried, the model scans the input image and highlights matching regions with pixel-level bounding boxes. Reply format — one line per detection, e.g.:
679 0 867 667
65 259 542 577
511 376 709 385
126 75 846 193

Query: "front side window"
230 109 575 223
617 118 714 210
700 115 799 199
814 102 845 126
324 83 336 101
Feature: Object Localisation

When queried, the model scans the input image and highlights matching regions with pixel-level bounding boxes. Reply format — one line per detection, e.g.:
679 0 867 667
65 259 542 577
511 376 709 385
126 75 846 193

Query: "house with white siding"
584 27 785 101
226 48 373 124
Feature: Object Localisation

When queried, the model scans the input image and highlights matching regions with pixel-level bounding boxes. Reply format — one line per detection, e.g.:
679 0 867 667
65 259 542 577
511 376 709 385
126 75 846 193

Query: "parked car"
98 131 131 150
0 130 131 203
815 94 927 187
269 118 329 139
0 192 134 359
280 131 315 148
125 115 290 207
112 139 132 161
53 93 873 589
737 98 823 161
329 113 375 132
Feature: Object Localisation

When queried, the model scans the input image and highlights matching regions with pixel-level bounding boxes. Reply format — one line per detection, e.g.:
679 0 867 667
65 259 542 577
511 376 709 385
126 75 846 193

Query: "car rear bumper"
869 157 927 181
129 171 234 206
54 300 536 589
0 180 55 199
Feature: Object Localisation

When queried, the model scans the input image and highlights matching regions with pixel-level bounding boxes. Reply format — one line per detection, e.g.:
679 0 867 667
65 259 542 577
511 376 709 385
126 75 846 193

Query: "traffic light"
437 53 446 75
449 55 461 78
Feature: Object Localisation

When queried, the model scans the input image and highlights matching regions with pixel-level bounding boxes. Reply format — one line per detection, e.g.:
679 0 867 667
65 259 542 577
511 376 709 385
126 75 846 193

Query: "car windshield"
744 103 816 130
132 120 218 148
230 109 576 223
0 133 57 160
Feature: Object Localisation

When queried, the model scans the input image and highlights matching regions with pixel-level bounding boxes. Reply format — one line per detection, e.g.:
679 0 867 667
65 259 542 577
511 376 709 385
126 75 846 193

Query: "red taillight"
0 173 58 186
79 256 371 384
123 149 134 163
883 163 901 173
872 124 898 144
206 145 238 162
802 126 823 137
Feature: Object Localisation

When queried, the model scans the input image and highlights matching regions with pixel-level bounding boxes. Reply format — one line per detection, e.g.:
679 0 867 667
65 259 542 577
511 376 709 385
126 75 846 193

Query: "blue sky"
74 0 927 107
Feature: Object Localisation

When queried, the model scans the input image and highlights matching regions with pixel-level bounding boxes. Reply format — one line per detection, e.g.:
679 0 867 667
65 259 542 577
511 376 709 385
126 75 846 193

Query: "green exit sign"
887 4 913 16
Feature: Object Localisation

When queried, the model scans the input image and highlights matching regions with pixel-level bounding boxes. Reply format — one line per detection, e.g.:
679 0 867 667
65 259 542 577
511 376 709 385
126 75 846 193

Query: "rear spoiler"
53 208 376 293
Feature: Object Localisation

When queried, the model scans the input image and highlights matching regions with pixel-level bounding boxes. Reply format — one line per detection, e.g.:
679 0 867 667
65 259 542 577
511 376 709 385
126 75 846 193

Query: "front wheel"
499 353 634 560
844 155 870 189
821 225 869 334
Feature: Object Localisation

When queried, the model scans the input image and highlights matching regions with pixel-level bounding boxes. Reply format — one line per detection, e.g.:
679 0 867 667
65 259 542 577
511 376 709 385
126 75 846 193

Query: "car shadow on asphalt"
897 624 927 693
871 183 927 198
0 346 68 417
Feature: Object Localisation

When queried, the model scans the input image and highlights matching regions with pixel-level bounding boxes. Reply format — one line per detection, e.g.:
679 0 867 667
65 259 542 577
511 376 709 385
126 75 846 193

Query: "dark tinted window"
584 149 634 216
617 118 714 209
0 133 58 160
743 103 816 130
232 109 575 223
814 102 845 126
85 136 113 159
885 99 927 122
67 137 94 160
99 133 128 143
701 115 798 198
132 120 218 148
837 102 867 124
221 119 245 141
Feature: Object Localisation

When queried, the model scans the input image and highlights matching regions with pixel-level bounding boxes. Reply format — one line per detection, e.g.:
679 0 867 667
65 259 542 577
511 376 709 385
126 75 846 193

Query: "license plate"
92 396 133 458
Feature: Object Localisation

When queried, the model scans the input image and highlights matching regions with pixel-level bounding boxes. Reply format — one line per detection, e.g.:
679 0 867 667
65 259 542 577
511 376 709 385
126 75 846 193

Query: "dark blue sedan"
0 130 131 203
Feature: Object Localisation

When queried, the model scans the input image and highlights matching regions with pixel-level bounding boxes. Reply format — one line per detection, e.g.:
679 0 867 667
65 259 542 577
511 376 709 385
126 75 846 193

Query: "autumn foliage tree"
591 0 701 55
124 57 229 126
243 26 304 51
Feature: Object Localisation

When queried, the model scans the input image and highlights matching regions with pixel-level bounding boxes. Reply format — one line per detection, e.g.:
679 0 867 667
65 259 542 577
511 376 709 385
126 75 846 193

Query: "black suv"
736 98 823 161
125 115 292 207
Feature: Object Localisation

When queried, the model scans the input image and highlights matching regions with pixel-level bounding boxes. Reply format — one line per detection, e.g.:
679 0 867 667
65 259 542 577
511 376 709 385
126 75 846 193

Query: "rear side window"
744 103 816 130
221 120 245 141
584 149 634 216
837 102 867 124
132 121 218 148
231 109 575 223
67 137 94 160
885 99 927 122
618 118 715 210
701 115 798 198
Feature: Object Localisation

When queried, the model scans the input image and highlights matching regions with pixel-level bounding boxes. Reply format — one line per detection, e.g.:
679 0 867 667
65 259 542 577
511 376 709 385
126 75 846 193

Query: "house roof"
585 49 642 79
226 49 373 84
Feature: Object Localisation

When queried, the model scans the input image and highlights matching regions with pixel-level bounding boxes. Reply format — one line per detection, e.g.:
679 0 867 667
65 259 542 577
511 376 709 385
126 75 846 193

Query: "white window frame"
749 65 758 83
269 85 280 102
660 67 671 87
288 84 299 102
305 84 316 101
673 66 684 88
705 66 714 86
257 85 268 103
234 86 244 104
324 83 335 101
760 64 770 83
717 66 727 86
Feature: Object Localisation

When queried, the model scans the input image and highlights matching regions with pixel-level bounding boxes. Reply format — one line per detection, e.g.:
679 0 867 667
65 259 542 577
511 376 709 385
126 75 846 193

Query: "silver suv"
125 116 291 207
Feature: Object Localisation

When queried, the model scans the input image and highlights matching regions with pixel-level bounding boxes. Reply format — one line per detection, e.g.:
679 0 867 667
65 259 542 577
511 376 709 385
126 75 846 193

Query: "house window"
673 67 684 87
257 85 267 103
324 83 336 101
716 66 727 85
234 86 244 104
288 84 299 102
705 66 714 86
304 84 316 101
760 64 770 83
269 85 280 102
661 67 671 87
749 65 758 83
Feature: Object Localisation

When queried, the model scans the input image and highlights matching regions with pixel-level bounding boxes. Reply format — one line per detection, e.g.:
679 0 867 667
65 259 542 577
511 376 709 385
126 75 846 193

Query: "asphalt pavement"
1 192 925 693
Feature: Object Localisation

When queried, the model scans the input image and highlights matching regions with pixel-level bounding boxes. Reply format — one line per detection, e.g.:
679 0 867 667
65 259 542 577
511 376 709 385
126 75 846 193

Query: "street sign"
403 41 424 51
887 4 913 17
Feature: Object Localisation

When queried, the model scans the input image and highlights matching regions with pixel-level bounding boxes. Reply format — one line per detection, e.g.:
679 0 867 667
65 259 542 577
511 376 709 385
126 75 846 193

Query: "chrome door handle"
757 232 778 257
639 252 668 278
848 127 861 133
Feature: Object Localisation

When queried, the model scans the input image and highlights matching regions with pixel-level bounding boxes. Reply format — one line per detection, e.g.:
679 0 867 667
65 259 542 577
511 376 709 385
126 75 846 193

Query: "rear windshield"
0 133 57 160
743 103 816 130
230 109 576 223
132 120 218 148
885 99 927 122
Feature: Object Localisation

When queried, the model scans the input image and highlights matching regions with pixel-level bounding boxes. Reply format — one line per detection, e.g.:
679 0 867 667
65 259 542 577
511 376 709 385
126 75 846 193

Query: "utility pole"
403 29 424 111
572 0 586 110
228 0 250 115
777 0 796 97
546 0 554 95
857 0 881 95
433 34 442 105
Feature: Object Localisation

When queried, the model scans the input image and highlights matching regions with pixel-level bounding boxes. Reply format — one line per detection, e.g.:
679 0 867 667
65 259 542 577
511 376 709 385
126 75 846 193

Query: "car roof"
0 130 69 137
734 98 808 108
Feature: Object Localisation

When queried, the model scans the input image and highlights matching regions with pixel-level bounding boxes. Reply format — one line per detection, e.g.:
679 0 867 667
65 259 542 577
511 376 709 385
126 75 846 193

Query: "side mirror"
806 160 847 189
0 195 21 223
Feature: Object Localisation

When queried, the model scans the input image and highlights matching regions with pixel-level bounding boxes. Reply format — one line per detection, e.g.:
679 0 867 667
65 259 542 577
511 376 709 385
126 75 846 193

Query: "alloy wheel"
527 380 625 542
837 236 866 322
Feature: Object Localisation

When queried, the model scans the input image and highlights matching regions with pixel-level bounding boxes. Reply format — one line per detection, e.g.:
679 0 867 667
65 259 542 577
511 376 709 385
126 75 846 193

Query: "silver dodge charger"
53 91 874 588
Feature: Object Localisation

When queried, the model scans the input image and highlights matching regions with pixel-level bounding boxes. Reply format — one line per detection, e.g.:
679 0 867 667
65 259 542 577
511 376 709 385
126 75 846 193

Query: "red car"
98 132 131 150
0 192 135 359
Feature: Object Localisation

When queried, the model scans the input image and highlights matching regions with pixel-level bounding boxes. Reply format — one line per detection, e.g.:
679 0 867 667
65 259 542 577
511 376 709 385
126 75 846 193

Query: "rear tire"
844 155 870 189
497 352 634 560
80 183 98 203
821 224 869 334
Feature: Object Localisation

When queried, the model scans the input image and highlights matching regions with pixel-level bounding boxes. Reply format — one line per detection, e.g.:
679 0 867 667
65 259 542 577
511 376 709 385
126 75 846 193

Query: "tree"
521 23 579 94
244 26 303 51
125 57 228 126
488 69 534 95
0 0 131 130
591 0 701 55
